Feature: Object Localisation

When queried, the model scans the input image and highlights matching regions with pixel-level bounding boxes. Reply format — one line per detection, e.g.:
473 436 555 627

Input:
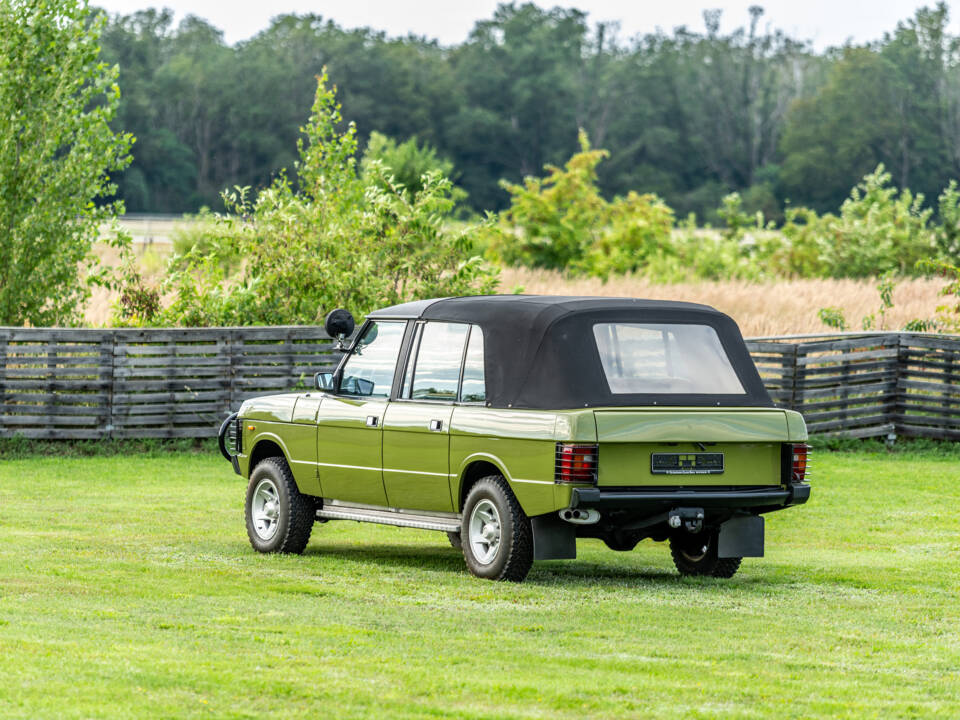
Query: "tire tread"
245 456 314 554
669 533 741 579
462 475 533 582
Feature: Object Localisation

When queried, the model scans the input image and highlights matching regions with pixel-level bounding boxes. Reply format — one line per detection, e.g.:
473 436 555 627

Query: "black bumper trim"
788 483 811 505
571 485 810 511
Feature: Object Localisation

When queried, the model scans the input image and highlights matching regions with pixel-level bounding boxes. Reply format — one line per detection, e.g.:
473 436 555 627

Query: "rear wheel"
670 531 741 578
461 475 533 582
245 457 314 554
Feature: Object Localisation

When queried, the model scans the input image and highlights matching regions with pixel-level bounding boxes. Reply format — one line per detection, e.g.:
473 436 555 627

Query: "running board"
316 505 461 533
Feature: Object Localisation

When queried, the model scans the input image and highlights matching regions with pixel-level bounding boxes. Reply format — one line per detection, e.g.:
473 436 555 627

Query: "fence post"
100 331 115 439
946 343 956 429
0 332 6 436
788 342 799 412
893 333 904 439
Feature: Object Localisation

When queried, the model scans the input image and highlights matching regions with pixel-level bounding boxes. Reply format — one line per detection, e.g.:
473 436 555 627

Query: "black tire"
244 456 315 554
669 531 742 578
446 531 462 549
461 475 533 582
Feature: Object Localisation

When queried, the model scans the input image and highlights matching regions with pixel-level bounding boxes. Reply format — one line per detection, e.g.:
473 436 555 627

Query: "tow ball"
668 507 705 533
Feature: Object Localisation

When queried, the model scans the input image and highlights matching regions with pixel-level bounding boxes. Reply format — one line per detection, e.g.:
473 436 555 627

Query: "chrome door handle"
429 419 443 431
366 415 379 427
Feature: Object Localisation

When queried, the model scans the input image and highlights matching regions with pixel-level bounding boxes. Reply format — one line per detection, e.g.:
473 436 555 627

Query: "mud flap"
718 515 764 558
531 514 576 560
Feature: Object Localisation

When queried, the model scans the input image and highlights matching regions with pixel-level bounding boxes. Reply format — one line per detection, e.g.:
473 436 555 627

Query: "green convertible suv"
218 296 811 582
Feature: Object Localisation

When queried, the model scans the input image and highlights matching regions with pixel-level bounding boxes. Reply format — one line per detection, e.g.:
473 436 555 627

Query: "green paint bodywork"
236 392 807 518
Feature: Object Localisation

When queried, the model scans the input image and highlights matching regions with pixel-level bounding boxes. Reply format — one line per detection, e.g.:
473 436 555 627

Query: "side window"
338 321 405 398
407 322 469 401
400 323 423 399
460 326 485 403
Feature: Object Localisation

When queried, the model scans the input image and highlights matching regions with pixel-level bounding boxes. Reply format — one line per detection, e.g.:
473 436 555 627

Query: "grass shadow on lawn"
303 540 779 590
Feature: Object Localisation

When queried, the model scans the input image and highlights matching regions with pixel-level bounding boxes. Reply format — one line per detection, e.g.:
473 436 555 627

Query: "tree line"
99 2 960 220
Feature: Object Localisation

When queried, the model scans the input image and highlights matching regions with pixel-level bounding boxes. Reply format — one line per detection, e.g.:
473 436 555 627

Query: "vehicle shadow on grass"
304 542 774 590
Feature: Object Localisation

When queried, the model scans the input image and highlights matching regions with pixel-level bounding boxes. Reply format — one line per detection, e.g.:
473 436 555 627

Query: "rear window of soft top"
592 322 745 395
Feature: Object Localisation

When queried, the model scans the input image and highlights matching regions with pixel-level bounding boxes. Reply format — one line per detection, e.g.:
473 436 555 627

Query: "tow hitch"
668 507 705 533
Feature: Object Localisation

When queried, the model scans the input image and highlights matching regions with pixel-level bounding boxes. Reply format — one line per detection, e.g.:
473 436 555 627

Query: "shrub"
486 130 674 278
918 259 960 331
360 131 463 202
156 71 498 326
781 166 937 278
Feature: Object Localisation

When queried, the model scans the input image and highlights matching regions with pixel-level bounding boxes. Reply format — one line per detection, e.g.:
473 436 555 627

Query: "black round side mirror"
324 308 355 348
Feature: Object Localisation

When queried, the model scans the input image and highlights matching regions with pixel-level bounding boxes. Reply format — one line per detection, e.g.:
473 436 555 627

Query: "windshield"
592 323 745 395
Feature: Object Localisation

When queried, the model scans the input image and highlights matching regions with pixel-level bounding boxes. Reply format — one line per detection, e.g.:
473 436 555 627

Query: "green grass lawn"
0 450 957 719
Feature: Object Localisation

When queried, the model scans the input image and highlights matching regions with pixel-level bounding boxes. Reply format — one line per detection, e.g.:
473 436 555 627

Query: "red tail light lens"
791 444 810 483
555 443 599 484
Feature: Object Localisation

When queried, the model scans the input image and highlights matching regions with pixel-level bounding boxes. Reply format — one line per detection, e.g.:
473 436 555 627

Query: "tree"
449 3 588 210
153 72 497 327
485 130 674 278
0 0 132 326
360 131 461 201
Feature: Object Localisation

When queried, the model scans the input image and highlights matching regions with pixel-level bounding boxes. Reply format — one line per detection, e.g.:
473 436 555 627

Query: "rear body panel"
594 408 801 489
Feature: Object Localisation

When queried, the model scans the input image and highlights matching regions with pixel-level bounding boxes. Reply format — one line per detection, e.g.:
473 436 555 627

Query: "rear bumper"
570 483 810 512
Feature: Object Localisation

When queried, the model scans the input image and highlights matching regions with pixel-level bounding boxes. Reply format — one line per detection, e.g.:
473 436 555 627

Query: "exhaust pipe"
559 508 600 525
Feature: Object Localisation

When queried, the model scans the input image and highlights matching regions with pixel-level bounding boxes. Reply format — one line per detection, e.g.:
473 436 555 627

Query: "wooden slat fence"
0 328 957 440
0 327 336 439
745 332 960 440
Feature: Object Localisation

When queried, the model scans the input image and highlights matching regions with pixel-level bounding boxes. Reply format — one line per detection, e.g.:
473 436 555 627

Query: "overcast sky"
95 0 953 49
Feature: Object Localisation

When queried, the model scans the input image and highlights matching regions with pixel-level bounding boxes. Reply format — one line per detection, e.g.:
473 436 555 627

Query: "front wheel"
669 531 742 578
461 475 533 582
245 457 315 554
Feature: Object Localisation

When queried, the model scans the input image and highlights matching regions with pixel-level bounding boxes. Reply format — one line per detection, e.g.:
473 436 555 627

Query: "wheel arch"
455 454 511 513
246 433 291 476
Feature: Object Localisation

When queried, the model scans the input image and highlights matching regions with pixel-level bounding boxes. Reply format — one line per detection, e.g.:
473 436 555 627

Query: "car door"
381 321 470 512
316 320 406 506
286 393 323 496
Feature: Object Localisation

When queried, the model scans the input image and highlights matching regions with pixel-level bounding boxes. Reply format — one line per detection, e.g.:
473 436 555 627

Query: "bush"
485 130 674 278
360 132 463 202
155 71 498 326
781 166 937 278
918 259 960 331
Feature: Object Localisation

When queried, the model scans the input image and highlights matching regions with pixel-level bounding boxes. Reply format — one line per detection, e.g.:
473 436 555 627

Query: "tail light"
789 443 810 483
555 443 598 484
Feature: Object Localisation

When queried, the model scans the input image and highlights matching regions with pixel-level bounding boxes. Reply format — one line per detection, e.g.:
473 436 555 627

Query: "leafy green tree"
486 130 674 278
156 72 497 326
781 4 957 213
449 4 588 210
935 180 960 262
100 9 196 212
781 166 937 278
360 132 461 201
0 0 132 326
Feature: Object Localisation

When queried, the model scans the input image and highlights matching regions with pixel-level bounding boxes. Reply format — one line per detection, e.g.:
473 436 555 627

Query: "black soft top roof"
368 296 773 409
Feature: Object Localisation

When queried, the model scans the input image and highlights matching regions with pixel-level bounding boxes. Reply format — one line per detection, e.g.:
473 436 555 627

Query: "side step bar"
316 505 461 533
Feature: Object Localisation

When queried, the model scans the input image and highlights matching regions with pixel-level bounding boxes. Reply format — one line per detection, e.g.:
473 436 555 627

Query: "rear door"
381 322 471 511
594 409 788 487
590 321 786 487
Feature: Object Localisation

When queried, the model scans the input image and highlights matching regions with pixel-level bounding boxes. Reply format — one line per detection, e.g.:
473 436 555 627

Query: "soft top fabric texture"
368 296 772 409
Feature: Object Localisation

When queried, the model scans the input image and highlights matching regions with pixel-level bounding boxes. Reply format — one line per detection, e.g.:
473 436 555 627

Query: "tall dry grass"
500 268 945 337
85 242 171 327
83 242 946 336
